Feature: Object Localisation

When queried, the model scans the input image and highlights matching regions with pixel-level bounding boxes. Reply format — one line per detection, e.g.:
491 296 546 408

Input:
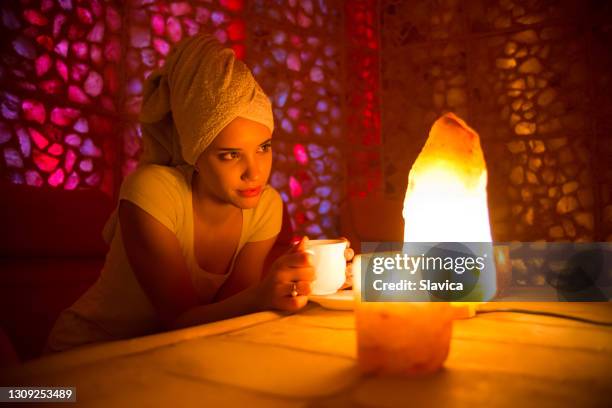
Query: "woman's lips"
238 186 262 197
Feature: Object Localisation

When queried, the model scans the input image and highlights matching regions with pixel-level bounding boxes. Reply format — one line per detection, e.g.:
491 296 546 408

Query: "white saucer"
309 290 354 310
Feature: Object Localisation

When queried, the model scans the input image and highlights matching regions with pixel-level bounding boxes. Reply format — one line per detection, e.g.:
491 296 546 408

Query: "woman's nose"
242 158 261 182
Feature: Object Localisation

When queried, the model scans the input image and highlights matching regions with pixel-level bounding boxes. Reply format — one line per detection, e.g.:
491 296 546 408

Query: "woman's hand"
256 236 315 312
341 237 354 289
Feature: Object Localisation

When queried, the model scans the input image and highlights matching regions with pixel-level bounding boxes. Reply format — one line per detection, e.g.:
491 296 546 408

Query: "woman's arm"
119 200 313 331
119 200 201 327
119 200 263 330
213 236 277 302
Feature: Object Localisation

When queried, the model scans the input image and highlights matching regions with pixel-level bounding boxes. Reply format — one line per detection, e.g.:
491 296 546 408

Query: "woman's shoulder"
126 164 187 182
249 185 283 224
122 164 189 193
118 165 191 213
118 165 190 233
257 185 282 211
246 185 283 242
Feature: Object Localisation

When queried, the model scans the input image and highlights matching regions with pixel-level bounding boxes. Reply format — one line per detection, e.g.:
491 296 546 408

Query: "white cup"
305 239 348 295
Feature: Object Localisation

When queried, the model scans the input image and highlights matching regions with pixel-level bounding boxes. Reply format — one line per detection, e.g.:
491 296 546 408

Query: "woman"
45 34 352 353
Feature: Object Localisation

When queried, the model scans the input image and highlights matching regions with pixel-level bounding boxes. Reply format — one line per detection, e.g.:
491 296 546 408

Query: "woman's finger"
281 250 314 269
340 263 353 289
296 280 312 296
340 236 351 248
282 281 312 297
344 247 354 262
276 266 315 283
340 279 352 290
288 236 310 253
276 294 309 312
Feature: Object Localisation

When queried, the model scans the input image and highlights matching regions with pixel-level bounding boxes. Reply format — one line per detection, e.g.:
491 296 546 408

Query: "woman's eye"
258 143 272 153
220 151 240 160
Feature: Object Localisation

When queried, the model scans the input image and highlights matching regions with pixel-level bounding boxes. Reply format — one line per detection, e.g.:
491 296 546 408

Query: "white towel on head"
138 33 274 167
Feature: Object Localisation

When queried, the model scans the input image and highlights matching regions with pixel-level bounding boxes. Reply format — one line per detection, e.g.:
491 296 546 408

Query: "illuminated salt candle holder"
351 113 496 375
353 254 454 376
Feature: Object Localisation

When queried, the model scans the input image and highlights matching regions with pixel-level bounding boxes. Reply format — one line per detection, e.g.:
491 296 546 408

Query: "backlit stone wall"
380 0 611 246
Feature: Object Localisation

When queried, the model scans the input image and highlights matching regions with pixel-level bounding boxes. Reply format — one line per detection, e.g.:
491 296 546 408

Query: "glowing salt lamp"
402 112 496 303
353 113 496 375
403 112 493 243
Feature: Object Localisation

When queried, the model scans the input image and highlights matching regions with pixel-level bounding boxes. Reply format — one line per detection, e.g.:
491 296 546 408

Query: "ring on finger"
290 282 298 297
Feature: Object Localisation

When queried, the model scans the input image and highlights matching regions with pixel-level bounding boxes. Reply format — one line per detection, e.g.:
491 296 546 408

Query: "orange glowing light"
403 112 493 243
402 112 497 304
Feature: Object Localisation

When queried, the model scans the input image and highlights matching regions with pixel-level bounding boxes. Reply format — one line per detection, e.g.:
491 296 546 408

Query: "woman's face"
195 117 273 209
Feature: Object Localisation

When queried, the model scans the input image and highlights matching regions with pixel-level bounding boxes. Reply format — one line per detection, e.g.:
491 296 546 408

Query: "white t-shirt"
46 164 282 352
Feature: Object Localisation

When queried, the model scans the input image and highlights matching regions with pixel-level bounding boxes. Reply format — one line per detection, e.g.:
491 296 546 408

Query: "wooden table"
2 300 611 407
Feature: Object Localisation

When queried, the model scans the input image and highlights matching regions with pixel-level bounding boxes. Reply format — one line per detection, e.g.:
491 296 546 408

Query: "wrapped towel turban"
138 33 274 167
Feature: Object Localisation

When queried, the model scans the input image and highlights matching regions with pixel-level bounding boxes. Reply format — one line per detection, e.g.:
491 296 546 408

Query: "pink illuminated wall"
0 0 121 195
0 0 377 239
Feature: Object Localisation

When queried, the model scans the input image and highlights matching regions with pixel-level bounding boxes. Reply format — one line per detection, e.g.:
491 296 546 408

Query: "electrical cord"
476 308 612 327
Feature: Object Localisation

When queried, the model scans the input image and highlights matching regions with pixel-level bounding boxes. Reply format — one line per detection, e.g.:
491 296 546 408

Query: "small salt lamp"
353 113 496 375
